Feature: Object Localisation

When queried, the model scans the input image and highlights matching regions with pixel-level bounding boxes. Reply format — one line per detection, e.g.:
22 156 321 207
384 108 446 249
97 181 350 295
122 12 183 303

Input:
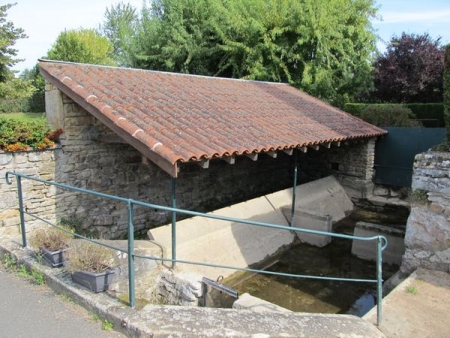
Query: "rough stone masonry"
402 151 450 274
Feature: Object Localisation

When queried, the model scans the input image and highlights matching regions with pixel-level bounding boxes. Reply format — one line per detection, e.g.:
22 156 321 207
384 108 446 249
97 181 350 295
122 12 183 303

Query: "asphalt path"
0 267 125 338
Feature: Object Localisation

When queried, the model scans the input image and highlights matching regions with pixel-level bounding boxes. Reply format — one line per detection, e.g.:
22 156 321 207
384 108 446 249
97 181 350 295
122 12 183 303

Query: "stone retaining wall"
0 149 57 234
401 151 450 274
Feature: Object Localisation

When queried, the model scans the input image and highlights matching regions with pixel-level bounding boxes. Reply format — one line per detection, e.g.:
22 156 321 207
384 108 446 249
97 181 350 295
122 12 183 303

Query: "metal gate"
374 127 446 187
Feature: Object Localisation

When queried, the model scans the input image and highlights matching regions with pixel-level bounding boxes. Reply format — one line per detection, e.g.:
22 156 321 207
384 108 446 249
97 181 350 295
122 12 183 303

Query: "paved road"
0 268 125 338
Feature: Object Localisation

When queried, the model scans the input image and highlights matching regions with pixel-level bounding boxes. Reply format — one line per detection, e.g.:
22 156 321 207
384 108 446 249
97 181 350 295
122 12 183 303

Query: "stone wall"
401 151 450 274
297 139 376 202
0 149 57 234
1 83 377 239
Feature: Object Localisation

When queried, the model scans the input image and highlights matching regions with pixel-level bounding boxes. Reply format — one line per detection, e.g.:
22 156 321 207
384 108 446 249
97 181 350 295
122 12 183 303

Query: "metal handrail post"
376 236 383 326
290 149 298 226
171 177 177 268
17 175 27 247
127 200 136 308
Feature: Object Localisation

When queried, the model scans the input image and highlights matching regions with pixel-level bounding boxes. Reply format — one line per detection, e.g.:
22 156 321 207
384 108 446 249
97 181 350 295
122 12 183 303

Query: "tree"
373 33 444 103
103 0 378 107
101 2 139 67
46 28 116 66
0 3 27 82
0 2 36 111
19 64 45 112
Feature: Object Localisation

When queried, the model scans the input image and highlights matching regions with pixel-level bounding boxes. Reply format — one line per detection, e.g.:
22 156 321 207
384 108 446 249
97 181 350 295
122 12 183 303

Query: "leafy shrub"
67 240 116 273
0 117 63 152
345 103 444 127
343 103 368 117
30 225 74 252
359 105 420 127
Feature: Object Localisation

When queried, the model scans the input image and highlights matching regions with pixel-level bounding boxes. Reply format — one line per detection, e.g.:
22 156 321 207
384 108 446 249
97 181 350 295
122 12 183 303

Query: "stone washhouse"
36 59 386 241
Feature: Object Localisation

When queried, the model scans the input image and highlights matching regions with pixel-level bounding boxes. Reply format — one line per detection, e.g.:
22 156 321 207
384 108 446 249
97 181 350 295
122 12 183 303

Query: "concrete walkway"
364 268 450 338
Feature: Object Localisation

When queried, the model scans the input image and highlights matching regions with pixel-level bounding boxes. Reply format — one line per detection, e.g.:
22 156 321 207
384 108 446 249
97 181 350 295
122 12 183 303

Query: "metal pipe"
17 176 27 247
290 149 298 226
376 236 383 326
202 277 238 298
171 177 177 268
127 200 136 308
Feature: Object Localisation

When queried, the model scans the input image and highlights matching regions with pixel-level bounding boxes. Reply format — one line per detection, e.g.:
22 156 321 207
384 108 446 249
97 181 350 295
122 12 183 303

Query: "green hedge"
344 103 444 127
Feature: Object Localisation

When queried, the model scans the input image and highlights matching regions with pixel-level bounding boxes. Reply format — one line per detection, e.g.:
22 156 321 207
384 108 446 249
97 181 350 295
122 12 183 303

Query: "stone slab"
233 293 292 313
351 221 405 265
291 175 354 223
148 193 296 279
283 207 333 247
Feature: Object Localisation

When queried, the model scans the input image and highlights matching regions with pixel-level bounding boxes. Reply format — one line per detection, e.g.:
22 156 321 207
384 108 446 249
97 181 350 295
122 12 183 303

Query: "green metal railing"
5 171 387 325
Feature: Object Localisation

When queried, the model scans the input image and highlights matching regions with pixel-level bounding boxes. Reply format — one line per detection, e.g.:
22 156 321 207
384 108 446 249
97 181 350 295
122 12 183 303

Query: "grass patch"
102 319 114 331
406 286 418 295
59 294 75 304
410 189 429 205
0 112 46 121
1 254 45 285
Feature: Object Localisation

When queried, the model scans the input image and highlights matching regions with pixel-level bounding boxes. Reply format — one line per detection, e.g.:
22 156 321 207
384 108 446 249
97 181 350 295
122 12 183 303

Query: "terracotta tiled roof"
39 60 386 177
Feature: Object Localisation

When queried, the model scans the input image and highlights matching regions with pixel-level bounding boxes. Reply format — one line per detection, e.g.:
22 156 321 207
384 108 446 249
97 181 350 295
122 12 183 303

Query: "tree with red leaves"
373 33 444 103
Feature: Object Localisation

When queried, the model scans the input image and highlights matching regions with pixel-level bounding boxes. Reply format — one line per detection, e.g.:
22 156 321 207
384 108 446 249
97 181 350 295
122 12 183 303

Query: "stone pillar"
401 152 450 274
45 81 64 129
328 138 376 201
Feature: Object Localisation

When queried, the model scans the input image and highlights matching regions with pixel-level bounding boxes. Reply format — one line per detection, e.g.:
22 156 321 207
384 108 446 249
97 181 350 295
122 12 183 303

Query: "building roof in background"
39 60 386 177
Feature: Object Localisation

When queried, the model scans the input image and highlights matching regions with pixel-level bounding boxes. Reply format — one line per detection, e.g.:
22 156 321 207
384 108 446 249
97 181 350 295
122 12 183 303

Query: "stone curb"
0 236 386 338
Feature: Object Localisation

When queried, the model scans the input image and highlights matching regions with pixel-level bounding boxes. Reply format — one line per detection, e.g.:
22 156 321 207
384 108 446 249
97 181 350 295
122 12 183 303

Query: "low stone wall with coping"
401 151 450 274
0 149 57 235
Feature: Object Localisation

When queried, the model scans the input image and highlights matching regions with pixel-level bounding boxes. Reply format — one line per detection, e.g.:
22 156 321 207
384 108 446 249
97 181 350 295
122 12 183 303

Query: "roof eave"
39 65 179 178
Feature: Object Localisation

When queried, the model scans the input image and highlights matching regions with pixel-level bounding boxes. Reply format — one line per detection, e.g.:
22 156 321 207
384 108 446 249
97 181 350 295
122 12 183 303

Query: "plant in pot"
66 240 118 293
30 224 73 267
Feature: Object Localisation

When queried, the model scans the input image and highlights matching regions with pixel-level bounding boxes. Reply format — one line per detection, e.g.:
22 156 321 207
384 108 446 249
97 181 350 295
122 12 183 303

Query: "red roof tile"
39 60 386 177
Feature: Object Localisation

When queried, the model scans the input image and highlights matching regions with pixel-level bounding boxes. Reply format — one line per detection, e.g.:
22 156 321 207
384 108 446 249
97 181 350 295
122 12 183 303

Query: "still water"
219 216 399 316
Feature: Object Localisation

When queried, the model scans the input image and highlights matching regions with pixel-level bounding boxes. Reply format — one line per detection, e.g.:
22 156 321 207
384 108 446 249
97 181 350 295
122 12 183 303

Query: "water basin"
219 213 400 316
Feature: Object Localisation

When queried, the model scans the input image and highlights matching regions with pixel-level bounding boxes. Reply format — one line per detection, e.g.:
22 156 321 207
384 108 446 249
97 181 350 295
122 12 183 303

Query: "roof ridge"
38 58 291 86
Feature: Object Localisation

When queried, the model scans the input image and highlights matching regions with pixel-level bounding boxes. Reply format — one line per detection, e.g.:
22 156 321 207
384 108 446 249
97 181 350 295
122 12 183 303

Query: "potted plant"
66 240 118 293
29 224 73 267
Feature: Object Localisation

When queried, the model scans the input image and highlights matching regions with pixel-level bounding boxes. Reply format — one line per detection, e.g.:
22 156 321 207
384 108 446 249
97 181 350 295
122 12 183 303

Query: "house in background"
39 60 386 239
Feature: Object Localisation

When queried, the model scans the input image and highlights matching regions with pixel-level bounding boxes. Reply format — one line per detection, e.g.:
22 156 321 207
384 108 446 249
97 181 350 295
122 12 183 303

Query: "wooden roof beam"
283 148 293 156
197 159 209 169
246 153 258 161
333 141 341 147
223 155 236 165
308 145 320 151
298 146 307 153
266 151 277 158
321 142 331 149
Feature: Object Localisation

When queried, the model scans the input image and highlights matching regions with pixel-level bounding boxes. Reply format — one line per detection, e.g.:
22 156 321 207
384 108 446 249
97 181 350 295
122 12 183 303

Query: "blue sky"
8 0 450 74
